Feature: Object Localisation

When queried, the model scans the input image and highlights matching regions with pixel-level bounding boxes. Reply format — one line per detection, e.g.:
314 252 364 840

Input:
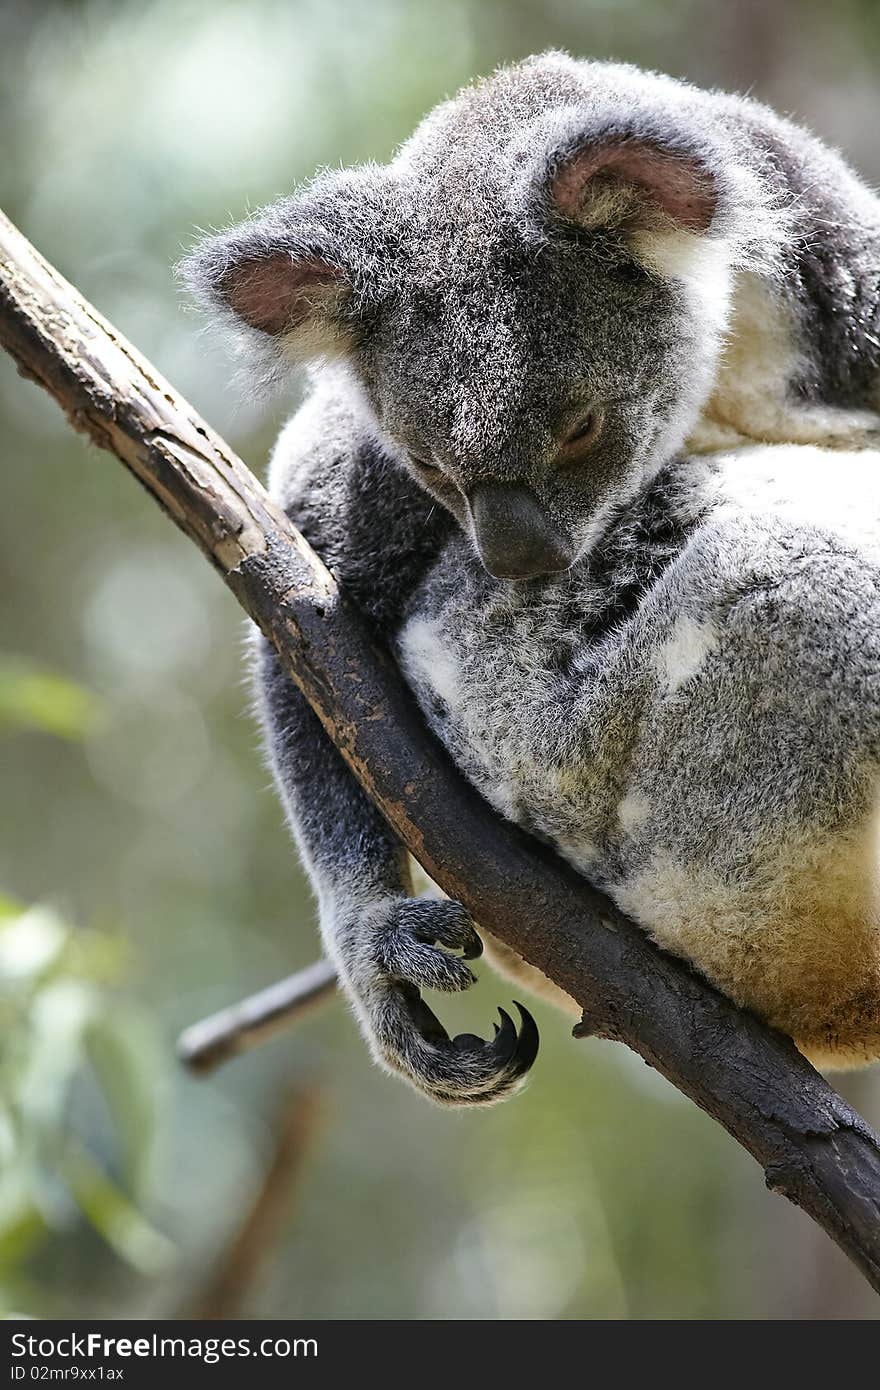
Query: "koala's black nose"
468 483 575 580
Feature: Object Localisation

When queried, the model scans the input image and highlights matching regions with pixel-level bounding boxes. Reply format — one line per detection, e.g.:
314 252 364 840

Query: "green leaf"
0 1170 47 1270
0 657 99 740
85 1006 167 1199
60 1144 175 1278
15 980 98 1138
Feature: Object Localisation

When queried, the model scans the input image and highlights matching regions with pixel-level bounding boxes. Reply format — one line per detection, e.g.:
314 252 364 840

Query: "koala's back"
397 445 880 1066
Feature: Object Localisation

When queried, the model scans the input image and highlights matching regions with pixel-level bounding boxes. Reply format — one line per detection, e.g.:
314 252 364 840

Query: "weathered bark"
1 208 879 1294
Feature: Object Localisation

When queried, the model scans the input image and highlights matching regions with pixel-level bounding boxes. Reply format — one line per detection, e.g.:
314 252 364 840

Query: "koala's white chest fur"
396 447 880 1067
397 559 647 878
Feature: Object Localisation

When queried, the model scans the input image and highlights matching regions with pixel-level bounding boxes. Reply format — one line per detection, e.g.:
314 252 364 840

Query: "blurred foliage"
1 0 879 1320
0 896 171 1315
0 656 100 740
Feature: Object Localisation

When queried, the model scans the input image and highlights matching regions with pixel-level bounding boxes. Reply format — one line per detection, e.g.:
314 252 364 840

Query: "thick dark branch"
1 207 879 1293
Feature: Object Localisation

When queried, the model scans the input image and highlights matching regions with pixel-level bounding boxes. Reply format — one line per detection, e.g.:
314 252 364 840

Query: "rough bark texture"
1 208 879 1294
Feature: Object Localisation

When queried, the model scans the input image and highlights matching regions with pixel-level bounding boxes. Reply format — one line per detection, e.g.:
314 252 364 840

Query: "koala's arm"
255 378 537 1104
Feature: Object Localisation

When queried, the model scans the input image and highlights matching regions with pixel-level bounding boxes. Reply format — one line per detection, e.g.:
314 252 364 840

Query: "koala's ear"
550 135 716 234
179 202 356 368
208 248 347 339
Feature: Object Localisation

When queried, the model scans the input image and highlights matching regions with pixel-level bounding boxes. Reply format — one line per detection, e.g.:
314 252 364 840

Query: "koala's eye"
559 408 603 455
613 258 646 286
410 453 443 475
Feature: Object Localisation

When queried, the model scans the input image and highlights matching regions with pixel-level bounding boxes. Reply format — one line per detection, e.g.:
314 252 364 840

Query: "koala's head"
182 57 738 580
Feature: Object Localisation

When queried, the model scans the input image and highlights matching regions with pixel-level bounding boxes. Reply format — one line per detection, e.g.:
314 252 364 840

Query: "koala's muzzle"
469 482 574 580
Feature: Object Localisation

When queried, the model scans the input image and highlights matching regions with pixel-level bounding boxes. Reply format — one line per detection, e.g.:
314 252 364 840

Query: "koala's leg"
256 637 537 1105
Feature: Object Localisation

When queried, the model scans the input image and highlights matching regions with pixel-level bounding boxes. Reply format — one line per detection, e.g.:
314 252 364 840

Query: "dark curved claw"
460 933 484 961
403 985 451 1042
511 1001 540 1072
492 1006 519 1060
376 989 539 1107
434 1002 538 1106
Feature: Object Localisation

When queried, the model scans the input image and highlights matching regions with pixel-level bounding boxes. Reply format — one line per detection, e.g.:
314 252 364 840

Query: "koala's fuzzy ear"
520 105 792 283
510 108 737 283
550 136 717 235
177 162 408 380
179 211 354 369
210 249 347 339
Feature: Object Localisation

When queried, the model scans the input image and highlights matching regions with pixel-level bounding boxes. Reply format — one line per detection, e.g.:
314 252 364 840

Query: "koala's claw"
353 898 539 1103
432 1000 539 1105
372 986 539 1106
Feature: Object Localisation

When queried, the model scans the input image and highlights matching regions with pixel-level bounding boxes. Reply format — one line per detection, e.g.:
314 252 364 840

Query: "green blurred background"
2 0 879 1321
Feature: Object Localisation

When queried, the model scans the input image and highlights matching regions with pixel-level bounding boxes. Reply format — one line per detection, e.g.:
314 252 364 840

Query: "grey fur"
399 442 880 1065
181 54 880 1102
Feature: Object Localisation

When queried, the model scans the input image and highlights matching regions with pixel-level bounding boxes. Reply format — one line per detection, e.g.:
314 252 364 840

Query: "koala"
182 53 880 1103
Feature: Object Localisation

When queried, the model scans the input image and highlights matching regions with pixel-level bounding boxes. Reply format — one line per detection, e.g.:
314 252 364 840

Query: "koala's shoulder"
266 369 452 622
267 370 366 511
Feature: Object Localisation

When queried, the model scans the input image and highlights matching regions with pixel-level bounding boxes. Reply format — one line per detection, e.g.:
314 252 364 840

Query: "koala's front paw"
345 897 539 1106
373 898 483 993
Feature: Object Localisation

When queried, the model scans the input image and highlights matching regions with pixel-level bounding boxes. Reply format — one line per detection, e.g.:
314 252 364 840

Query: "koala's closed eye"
410 453 442 473
610 256 649 286
558 407 604 460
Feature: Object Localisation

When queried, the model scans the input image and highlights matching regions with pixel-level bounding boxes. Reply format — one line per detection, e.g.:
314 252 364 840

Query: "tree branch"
177 959 338 1073
1 207 879 1294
